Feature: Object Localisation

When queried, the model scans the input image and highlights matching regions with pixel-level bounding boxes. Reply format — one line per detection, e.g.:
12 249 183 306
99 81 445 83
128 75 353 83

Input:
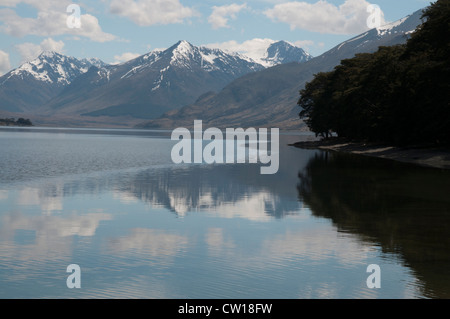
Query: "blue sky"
0 0 431 74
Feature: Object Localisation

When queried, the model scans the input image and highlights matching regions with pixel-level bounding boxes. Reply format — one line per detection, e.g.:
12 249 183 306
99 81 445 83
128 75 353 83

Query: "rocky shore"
291 138 450 170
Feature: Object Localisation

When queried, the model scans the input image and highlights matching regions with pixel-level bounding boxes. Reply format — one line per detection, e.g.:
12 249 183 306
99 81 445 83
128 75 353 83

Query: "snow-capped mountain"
80 57 109 69
2 51 104 86
321 9 423 62
115 40 265 88
0 51 107 113
170 40 264 74
40 40 269 119
0 39 312 120
138 9 426 130
252 41 312 67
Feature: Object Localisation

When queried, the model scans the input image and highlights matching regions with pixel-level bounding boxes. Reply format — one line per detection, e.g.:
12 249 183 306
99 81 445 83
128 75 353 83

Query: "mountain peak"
4 51 107 87
177 40 192 46
81 57 109 69
38 50 62 59
263 41 312 66
169 40 198 67
271 40 292 47
172 40 195 51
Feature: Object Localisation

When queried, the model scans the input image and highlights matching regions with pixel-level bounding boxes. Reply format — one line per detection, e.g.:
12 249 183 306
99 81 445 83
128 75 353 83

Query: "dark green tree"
298 0 450 145
298 72 334 138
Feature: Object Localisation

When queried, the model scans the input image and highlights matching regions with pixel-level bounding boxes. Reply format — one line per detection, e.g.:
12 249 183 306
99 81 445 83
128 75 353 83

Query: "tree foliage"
0 117 33 126
299 0 450 145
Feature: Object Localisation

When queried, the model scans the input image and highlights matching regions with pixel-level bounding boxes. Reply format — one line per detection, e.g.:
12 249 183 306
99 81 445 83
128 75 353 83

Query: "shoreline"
0 124 33 127
290 138 450 170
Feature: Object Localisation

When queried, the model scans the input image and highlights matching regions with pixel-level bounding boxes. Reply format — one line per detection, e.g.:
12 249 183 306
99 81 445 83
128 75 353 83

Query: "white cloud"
0 50 12 76
108 228 189 257
292 39 325 51
109 0 199 26
15 37 65 63
0 210 113 265
112 52 141 64
40 37 65 52
76 13 117 42
2 210 113 239
264 0 386 34
14 43 43 64
1 0 69 11
205 228 235 252
261 228 374 266
208 3 247 29
0 2 116 42
294 40 315 48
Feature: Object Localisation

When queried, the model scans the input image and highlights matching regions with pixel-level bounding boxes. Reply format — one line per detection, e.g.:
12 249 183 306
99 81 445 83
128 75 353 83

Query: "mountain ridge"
41 40 267 120
137 9 425 130
0 9 424 129
0 40 312 126
0 51 107 113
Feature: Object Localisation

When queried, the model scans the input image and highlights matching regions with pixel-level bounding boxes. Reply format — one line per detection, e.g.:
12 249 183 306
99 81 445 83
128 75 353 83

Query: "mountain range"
139 9 424 130
0 52 106 114
0 8 424 129
0 40 311 127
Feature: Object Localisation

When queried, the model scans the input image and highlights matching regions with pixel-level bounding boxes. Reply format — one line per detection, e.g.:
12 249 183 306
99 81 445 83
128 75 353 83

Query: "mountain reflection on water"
297 151 450 299
1 128 450 298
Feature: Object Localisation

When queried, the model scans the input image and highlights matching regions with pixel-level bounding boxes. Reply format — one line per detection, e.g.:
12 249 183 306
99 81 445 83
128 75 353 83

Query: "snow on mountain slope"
262 41 312 66
218 40 313 68
1 51 107 87
334 9 423 54
41 40 269 119
0 51 108 113
137 9 426 131
376 16 410 36
0 39 312 117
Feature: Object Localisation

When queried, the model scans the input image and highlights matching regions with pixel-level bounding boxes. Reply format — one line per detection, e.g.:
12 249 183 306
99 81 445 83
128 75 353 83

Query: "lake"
1 127 449 299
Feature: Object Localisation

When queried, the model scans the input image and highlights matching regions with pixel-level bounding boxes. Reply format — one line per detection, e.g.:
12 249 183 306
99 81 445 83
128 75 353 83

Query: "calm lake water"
1 127 450 299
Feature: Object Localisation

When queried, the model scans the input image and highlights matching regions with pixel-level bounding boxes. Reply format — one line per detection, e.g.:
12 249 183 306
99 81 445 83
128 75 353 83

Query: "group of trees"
298 0 450 145
0 117 33 126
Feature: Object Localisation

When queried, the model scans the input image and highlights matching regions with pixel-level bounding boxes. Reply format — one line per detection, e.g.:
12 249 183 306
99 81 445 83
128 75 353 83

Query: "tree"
298 0 450 145
298 72 334 138
16 118 32 126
